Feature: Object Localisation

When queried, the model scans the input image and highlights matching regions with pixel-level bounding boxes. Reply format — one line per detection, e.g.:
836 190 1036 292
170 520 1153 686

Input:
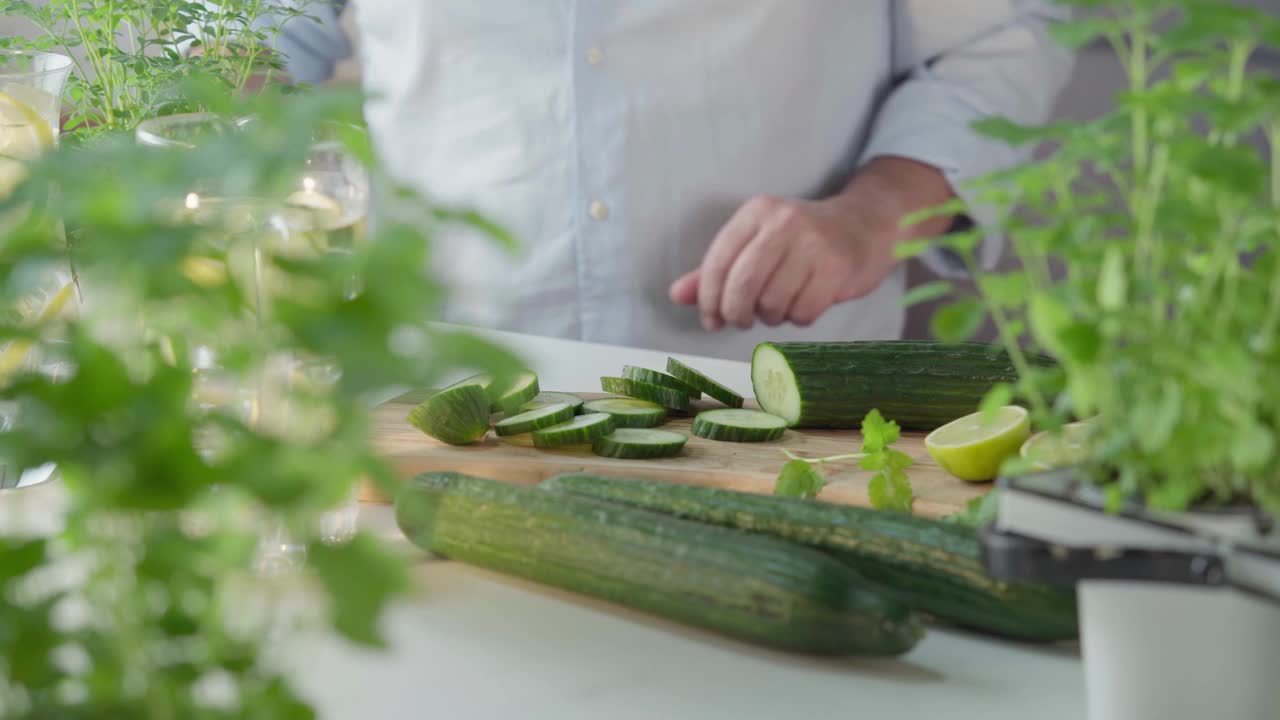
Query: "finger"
698 197 776 332
669 270 699 306
756 247 811 327
720 230 790 330
787 267 845 328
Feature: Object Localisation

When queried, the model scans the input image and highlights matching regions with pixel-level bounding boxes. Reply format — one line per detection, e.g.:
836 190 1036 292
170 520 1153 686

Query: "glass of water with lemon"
0 50 74 490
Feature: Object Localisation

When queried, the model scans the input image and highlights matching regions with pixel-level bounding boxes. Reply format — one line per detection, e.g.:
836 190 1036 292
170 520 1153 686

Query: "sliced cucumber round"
691 408 787 443
521 391 585 415
666 358 744 408
622 366 701 398
490 371 540 413
592 428 688 459
582 398 667 428
532 413 617 448
494 402 576 437
407 383 490 445
600 377 690 412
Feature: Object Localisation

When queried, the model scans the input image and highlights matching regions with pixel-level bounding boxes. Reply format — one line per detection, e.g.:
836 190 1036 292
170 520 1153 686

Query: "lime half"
925 405 1031 483
1021 421 1095 471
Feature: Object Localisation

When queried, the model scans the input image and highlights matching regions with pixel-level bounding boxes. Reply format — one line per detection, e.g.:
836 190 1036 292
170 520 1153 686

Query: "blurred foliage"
0 0 315 139
0 78 526 716
901 0 1280 514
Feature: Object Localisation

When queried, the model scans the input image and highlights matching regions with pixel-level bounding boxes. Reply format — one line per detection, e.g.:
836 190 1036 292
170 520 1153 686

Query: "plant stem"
963 254 1051 418
781 449 867 465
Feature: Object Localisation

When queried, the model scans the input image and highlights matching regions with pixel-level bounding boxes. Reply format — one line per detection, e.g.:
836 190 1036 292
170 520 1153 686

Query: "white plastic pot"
983 470 1280 720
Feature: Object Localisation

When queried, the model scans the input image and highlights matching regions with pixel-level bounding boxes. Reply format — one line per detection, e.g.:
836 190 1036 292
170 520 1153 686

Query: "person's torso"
354 0 906 359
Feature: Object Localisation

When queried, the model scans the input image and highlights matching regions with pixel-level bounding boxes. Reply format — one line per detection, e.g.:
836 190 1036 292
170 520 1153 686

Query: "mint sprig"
775 408 915 512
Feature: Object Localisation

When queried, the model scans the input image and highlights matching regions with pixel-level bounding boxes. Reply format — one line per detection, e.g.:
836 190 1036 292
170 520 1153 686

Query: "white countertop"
286 326 1086 720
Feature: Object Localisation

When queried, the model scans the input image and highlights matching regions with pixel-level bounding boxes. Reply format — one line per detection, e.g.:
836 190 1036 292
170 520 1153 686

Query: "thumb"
669 270 700 305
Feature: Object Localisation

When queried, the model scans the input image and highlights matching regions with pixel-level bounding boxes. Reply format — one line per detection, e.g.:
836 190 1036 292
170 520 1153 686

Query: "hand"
670 157 955 331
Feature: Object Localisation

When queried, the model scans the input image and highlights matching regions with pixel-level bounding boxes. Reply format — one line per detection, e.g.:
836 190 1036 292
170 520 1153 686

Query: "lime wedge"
285 189 343 228
0 279 75 383
925 406 1031 482
1020 421 1095 471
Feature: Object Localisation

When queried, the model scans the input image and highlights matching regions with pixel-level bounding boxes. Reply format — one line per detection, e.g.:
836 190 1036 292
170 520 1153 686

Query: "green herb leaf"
774 460 826 499
941 490 1001 528
900 280 955 308
858 410 914 513
308 533 411 649
931 298 986 344
980 383 1015 421
859 408 899 453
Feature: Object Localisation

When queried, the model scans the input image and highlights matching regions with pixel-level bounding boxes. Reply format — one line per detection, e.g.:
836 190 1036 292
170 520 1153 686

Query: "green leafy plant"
901 0 1280 514
776 409 915 511
1 0 314 139
0 82 524 717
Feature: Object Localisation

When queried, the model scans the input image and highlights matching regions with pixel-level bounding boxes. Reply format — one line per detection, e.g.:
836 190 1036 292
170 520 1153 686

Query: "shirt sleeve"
250 0 353 85
857 0 1076 275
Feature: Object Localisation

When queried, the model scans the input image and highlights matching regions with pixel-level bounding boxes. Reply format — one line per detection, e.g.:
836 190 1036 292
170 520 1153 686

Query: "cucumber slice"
490 371 540 413
532 413 617 448
521 391 586 415
407 383 491 445
600 377 690 412
691 408 787 443
494 402 576 437
666 358 744 408
582 398 668 428
592 428 688 459
622 366 701 398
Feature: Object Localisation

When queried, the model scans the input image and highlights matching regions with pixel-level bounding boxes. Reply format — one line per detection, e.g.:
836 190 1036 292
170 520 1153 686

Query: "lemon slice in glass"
1020 421 1095 471
0 89 54 196
925 405 1031 482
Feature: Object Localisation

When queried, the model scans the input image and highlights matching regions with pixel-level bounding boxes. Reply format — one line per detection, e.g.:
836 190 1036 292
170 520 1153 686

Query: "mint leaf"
900 280 954 308
942 490 1001 528
858 410 915 513
774 460 826 499
859 409 899 453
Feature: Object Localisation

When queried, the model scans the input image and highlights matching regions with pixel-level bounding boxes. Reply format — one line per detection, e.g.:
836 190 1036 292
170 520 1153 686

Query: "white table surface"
283 326 1086 720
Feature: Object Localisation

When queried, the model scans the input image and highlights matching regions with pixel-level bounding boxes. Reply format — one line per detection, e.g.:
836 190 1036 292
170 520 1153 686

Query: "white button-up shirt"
333 1 1073 359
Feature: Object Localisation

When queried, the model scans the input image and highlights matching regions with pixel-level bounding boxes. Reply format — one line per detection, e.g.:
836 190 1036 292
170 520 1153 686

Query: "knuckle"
747 194 780 214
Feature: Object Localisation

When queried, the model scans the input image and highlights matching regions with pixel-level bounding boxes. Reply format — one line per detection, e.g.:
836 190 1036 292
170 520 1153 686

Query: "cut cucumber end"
406 383 491 445
750 344 801 426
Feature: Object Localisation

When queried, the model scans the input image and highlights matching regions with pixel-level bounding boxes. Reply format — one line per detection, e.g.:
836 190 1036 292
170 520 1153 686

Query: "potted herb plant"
900 1 1280 718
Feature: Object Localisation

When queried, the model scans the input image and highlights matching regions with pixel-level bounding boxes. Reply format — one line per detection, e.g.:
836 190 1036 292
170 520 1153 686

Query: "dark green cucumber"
396 472 923 655
751 341 1054 431
622 366 700 398
600 377 690 412
691 409 787 442
582 398 667 428
521 391 586 415
406 383 490 445
490 371 539 413
494 402 576 437
539 474 1078 642
666 358 744 408
532 413 616 448
592 429 687 459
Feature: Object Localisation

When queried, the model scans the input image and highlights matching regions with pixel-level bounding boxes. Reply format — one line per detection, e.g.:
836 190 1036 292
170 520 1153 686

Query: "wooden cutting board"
366 392 990 519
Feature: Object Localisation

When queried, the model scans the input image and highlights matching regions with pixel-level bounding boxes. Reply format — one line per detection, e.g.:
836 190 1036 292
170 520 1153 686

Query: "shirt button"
588 201 610 221
585 47 603 65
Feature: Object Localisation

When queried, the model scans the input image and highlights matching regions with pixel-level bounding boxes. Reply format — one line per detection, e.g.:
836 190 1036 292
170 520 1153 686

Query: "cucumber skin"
406 384 490 445
494 403 575 437
622 366 701 399
539 474 1078 642
531 414 616 448
396 472 923 656
691 414 785 443
752 341 1054 431
666 358 744 408
600 377 691 412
